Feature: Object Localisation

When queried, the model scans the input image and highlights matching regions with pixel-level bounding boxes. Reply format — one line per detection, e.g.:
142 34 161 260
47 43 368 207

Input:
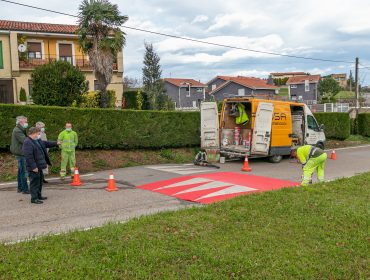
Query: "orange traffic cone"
70 168 82 186
330 149 336 160
241 155 252 172
106 172 118 192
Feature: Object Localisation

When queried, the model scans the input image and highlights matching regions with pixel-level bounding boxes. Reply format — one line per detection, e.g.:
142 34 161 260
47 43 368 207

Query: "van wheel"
269 155 283 163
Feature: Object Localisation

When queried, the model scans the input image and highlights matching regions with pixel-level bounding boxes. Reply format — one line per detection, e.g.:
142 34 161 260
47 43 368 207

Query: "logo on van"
273 113 287 121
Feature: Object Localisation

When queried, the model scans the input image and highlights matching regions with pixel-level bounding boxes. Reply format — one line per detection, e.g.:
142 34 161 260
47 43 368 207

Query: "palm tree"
77 0 128 108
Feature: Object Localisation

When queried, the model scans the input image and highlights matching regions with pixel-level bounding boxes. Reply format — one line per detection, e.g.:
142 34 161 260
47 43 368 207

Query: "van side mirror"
319 124 325 131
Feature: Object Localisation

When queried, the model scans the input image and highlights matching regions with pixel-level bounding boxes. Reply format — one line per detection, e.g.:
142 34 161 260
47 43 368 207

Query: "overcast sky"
1 0 370 85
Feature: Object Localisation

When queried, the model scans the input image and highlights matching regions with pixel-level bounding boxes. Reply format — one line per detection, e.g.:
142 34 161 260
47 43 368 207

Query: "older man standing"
23 127 57 204
10 116 29 194
36 121 49 184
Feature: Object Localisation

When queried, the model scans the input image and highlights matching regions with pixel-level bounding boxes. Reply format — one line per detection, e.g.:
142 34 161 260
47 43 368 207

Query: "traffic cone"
241 155 252 172
70 168 82 186
330 149 337 160
106 171 118 192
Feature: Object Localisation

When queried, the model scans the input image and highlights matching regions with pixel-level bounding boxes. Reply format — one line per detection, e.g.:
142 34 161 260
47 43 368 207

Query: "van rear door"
200 102 220 149
251 102 274 155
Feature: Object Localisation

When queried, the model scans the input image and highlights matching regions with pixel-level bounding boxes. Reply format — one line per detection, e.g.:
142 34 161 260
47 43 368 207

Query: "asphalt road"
1 145 370 243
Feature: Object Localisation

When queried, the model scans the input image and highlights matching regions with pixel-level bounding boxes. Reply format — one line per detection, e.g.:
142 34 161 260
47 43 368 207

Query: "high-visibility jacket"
297 145 324 165
58 130 78 152
236 103 249 124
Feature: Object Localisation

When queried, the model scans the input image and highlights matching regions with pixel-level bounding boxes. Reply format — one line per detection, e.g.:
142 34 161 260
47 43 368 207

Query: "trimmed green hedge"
0 105 200 150
357 114 370 137
313 113 350 140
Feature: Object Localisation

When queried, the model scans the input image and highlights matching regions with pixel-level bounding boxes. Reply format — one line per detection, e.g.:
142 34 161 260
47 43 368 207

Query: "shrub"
357 114 370 137
31 60 88 106
314 113 350 140
0 104 200 150
19 87 27 102
80 90 116 108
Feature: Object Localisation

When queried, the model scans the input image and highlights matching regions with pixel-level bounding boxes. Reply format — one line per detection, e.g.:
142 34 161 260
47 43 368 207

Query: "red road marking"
137 172 300 204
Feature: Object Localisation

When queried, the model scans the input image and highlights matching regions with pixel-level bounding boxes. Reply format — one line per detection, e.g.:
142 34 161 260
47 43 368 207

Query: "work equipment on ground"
241 155 252 172
331 149 337 160
106 171 118 192
193 151 220 169
70 167 82 186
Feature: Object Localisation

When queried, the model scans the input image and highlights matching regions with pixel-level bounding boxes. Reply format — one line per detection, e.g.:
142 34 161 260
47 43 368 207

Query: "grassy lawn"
0 173 369 279
278 87 289 96
336 91 355 99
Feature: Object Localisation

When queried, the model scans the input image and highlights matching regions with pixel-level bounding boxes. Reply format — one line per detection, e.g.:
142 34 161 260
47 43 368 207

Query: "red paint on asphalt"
137 172 300 204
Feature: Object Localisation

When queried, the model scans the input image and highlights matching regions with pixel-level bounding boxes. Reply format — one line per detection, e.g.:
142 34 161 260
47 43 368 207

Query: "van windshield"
307 115 319 131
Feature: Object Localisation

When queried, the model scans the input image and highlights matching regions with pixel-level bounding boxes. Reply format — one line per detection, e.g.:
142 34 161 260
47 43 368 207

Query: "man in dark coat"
10 116 29 194
22 127 58 204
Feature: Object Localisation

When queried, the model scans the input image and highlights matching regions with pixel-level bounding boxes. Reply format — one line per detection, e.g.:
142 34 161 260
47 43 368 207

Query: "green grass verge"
0 173 369 279
336 91 355 99
278 87 289 96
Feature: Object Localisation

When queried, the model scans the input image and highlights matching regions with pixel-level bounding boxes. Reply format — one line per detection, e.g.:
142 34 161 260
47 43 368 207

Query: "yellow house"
0 20 123 106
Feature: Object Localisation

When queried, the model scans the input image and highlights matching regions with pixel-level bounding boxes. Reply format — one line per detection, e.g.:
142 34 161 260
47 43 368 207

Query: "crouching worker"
23 127 58 204
291 145 327 186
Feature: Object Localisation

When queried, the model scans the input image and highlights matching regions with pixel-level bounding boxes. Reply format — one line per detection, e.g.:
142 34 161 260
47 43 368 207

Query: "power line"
0 0 356 64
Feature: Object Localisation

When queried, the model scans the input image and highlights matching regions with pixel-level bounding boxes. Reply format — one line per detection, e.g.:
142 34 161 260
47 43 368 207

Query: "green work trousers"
60 150 76 177
301 153 327 186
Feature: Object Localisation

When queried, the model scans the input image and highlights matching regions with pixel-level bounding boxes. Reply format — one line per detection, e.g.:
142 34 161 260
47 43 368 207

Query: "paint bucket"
220 157 225 164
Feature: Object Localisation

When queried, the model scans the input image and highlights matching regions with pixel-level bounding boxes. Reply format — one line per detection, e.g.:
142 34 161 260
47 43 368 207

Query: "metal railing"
19 54 118 70
307 103 350 113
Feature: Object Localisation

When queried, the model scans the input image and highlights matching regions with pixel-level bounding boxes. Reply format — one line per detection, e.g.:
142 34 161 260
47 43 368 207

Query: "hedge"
313 113 350 140
0 104 200 150
357 114 370 137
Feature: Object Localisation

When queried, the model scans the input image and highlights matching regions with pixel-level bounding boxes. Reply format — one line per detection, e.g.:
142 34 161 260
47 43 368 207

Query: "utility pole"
355 57 359 108
349 70 352 92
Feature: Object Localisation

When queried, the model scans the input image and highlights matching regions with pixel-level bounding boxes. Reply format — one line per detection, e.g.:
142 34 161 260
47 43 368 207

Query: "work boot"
31 199 43 204
22 190 30 194
39 196 48 200
43 179 49 184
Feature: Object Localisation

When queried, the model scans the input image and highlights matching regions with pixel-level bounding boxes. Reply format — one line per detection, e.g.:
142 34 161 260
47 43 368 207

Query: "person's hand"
32 168 39 173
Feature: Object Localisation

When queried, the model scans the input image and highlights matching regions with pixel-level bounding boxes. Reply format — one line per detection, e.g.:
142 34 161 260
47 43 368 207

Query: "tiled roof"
163 78 206 87
287 75 321 84
271 72 307 76
0 20 78 34
209 76 278 94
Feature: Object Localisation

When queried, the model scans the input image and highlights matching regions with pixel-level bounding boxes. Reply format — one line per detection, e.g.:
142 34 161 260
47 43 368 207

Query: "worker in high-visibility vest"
291 145 327 186
236 103 249 125
57 122 78 180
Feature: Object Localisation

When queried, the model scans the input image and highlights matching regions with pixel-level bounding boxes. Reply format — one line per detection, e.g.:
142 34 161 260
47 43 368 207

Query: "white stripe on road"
0 174 94 186
195 185 257 201
154 177 212 191
146 164 215 175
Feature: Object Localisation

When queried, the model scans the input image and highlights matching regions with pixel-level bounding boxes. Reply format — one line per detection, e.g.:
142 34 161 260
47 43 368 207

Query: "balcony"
19 54 118 71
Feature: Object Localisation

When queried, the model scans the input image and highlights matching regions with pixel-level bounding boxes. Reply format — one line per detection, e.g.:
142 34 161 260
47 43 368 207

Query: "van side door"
251 102 274 155
200 102 220 149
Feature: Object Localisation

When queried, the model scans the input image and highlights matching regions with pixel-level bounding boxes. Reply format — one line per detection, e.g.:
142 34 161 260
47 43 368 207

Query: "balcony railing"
19 54 118 71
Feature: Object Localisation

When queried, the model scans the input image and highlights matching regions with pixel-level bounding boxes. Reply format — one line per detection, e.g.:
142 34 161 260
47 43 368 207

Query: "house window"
196 88 203 93
291 85 297 89
27 42 42 59
185 86 190 97
0 41 3 69
59 43 73 64
212 84 216 90
238 88 245 96
305 80 310 92
28 80 33 99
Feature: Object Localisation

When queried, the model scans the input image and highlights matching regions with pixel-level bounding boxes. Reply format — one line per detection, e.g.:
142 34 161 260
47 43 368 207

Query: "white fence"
307 103 350 113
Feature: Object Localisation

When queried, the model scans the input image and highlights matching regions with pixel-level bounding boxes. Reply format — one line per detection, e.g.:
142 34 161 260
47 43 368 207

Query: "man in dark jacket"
23 127 58 204
10 116 29 194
